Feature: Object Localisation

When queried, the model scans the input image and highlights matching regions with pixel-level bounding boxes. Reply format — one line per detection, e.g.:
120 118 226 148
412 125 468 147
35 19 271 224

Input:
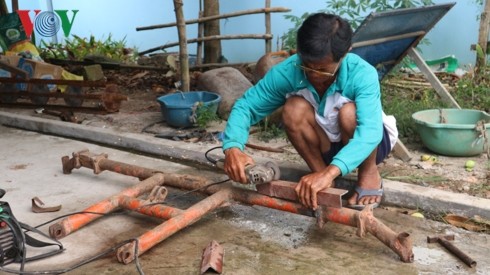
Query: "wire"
1 217 27 271
205 145 223 165
32 210 127 229
0 211 143 275
0 238 143 275
140 120 165 134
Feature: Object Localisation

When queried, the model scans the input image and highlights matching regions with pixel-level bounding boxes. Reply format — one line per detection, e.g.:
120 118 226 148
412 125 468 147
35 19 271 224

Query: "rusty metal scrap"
0 60 126 113
255 180 347 208
427 235 476 268
31 197 62 213
200 240 224 274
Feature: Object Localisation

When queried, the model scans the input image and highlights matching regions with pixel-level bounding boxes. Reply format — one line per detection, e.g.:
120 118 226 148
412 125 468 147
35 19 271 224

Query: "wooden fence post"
203 0 221 64
265 0 271 53
173 0 190 92
476 0 490 68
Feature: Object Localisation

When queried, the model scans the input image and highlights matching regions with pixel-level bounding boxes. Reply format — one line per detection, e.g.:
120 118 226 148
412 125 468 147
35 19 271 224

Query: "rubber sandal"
346 181 383 210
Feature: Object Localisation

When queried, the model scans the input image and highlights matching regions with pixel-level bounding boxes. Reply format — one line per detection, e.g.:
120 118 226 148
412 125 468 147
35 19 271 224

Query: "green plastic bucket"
412 109 490 156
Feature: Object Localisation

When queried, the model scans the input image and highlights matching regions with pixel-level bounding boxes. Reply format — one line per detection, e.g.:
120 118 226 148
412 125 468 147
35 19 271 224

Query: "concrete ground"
1 125 489 275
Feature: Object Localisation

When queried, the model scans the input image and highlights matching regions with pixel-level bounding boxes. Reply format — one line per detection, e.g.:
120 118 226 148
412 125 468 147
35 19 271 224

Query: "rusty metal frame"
0 61 127 113
51 150 414 265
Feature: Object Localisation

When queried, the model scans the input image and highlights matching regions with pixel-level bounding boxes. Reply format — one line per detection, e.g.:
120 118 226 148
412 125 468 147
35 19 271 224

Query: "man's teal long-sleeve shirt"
222 53 389 176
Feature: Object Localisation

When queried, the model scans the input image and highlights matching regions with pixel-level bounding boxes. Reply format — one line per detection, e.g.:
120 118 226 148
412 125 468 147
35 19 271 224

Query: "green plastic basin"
412 109 490 156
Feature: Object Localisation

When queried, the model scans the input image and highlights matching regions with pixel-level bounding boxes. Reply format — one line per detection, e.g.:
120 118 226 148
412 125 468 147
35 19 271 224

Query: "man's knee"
282 96 313 126
338 102 357 130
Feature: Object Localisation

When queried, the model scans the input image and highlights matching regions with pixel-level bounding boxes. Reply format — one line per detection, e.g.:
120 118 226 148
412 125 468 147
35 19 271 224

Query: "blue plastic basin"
157 91 221 128
412 109 490 156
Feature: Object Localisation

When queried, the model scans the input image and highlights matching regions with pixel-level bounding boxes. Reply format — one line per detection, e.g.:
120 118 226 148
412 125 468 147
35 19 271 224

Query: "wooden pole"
476 0 490 68
136 7 291 31
0 0 9 15
196 9 204 65
203 0 221 64
265 0 271 53
11 0 17 11
173 0 190 92
139 34 272 56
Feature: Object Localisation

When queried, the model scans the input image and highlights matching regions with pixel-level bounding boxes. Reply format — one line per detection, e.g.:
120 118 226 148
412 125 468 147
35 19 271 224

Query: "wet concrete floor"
1 125 489 275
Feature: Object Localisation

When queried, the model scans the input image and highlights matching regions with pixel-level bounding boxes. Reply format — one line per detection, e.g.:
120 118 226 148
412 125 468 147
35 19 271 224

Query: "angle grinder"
217 160 281 185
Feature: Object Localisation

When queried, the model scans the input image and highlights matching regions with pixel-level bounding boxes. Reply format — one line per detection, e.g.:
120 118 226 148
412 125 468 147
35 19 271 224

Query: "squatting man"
221 13 398 210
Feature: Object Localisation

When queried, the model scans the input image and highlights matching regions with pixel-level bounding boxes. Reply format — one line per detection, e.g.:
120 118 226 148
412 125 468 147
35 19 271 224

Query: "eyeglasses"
296 60 341 77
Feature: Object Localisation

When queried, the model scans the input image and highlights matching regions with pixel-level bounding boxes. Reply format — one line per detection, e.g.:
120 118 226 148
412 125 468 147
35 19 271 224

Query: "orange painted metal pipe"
318 205 413 262
49 173 165 239
230 188 413 262
117 195 183 219
116 188 233 264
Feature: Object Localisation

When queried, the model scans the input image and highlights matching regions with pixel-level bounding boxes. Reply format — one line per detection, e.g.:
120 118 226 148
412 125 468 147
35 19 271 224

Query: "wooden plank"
256 180 348 208
407 47 461 109
392 139 412 162
0 60 29 78
352 31 425 48
136 7 291 31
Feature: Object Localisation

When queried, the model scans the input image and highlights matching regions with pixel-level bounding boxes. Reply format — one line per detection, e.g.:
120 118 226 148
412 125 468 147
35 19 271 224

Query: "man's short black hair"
297 13 353 63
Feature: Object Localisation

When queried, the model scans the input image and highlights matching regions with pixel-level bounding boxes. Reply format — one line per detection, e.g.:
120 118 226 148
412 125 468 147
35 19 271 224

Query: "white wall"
5 0 481 66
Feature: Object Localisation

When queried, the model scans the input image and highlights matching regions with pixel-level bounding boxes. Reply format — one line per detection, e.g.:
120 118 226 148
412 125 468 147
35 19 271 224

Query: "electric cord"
0 238 143 275
0 216 27 272
0 211 143 275
32 210 127 229
205 145 223 165
140 120 165 134
136 178 231 211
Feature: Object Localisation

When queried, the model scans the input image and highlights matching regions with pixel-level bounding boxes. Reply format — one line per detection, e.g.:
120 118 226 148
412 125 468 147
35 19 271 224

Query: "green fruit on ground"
465 160 476 169
421 154 431 161
411 212 424 218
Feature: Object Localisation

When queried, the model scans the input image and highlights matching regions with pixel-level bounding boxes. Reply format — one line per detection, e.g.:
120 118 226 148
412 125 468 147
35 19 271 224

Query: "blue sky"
5 1 481 66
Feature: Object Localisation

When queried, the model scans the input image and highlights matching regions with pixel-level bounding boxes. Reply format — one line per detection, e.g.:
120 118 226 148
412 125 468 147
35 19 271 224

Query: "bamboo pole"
139 34 273 56
196 8 204 65
173 0 190 92
190 61 252 70
476 0 490 68
136 7 291 31
265 0 271 53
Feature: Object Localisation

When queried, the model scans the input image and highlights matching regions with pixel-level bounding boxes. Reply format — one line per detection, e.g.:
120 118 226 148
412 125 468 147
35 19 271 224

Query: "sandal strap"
354 181 383 201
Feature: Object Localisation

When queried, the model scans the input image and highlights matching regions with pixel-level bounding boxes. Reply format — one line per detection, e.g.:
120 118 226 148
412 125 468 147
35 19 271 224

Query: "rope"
474 120 489 158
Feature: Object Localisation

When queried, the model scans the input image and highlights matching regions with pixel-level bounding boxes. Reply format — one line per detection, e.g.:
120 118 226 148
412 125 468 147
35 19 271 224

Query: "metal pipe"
59 150 413 263
49 173 165 239
117 195 183 219
116 188 233 264
320 205 413 263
